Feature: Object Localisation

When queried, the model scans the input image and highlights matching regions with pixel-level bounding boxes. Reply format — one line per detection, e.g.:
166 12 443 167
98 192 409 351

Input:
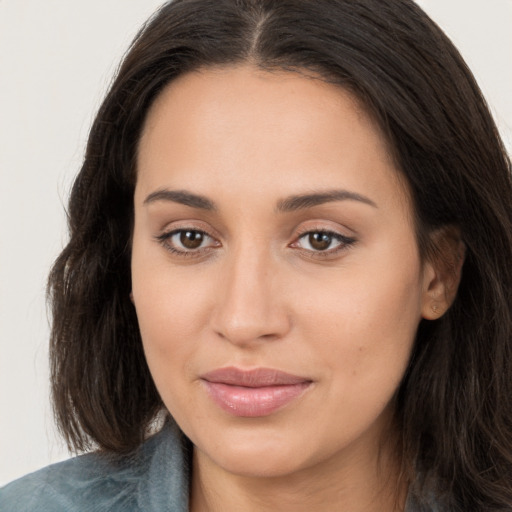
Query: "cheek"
132 271 212 430
134 276 208 352
130 239 214 388
298 254 423 395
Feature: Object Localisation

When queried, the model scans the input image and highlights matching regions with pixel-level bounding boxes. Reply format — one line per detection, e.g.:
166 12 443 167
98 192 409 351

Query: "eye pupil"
309 232 332 251
180 230 204 249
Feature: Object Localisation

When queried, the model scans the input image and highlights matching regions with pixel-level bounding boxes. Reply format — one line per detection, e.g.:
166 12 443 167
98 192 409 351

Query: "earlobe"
421 262 444 320
421 227 465 320
129 291 135 304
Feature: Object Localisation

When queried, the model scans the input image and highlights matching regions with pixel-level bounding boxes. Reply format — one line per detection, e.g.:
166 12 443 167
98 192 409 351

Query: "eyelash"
155 227 356 259
292 228 356 258
155 228 218 258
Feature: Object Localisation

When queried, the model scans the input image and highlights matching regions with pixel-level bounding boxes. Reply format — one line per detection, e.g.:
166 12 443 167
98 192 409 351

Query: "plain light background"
1 0 511 486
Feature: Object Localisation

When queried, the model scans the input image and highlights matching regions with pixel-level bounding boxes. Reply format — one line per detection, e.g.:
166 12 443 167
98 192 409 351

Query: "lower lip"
202 381 311 417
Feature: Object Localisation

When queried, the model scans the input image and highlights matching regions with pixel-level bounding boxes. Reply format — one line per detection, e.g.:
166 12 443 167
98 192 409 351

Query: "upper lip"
201 367 311 388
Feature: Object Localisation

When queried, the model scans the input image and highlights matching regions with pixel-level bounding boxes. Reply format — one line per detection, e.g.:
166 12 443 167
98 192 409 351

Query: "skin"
131 65 452 511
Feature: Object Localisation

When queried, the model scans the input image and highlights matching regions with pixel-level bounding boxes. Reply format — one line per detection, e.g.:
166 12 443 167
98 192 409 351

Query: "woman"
2 0 511 510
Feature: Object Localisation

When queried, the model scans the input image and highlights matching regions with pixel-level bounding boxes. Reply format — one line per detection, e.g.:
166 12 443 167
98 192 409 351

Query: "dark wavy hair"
48 0 512 509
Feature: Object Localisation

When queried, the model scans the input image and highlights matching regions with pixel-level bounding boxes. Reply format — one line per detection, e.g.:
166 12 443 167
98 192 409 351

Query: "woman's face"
131 65 437 478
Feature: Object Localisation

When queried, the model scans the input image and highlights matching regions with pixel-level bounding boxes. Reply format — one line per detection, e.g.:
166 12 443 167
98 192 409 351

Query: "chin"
194 428 314 479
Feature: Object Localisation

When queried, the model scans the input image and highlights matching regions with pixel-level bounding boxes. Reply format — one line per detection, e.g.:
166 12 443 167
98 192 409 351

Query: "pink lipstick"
201 367 312 417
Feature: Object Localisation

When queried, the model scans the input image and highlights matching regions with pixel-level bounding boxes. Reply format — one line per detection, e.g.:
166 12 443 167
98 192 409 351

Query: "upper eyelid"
155 222 356 247
158 227 218 244
294 224 355 240
296 227 344 236
158 221 220 239
293 230 355 246
292 216 357 233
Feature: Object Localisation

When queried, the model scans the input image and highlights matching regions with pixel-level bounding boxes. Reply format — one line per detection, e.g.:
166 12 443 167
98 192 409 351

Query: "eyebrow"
276 190 377 212
143 189 216 210
142 188 377 212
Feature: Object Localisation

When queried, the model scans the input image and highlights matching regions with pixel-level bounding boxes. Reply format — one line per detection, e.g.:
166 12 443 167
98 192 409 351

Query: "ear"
421 226 465 320
129 291 135 304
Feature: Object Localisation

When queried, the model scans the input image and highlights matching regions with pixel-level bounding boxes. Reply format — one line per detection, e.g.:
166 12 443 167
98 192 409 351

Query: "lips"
201 367 312 417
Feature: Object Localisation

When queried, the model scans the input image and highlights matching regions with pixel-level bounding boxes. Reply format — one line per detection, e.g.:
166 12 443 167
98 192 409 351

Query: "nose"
211 246 291 347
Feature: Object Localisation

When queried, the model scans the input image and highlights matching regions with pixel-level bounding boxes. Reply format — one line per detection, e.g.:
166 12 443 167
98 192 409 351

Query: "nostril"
260 333 280 341
212 314 290 346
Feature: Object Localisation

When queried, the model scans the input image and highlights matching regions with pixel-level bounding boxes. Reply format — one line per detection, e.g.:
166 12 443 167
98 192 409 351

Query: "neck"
189 434 407 512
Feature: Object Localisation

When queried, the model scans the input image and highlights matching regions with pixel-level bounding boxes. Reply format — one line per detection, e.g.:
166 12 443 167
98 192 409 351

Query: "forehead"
136 64 409 212
140 65 379 149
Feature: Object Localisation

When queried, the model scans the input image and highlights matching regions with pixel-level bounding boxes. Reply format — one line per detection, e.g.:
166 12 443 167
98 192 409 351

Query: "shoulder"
0 452 133 512
0 420 190 512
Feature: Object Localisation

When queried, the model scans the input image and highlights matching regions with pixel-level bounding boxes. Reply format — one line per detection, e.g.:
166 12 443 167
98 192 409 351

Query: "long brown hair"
48 1 512 509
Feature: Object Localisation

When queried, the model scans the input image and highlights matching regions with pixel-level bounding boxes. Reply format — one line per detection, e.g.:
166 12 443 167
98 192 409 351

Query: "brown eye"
294 230 355 255
308 232 333 251
180 230 204 249
157 228 219 254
